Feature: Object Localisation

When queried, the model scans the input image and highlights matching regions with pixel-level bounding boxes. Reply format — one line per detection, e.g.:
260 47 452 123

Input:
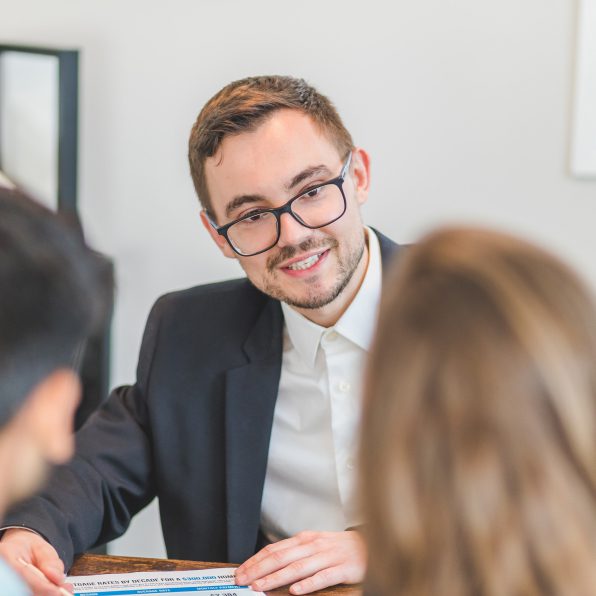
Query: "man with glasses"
0 76 403 594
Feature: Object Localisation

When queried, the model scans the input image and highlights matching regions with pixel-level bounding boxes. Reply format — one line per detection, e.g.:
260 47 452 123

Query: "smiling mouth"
282 249 329 272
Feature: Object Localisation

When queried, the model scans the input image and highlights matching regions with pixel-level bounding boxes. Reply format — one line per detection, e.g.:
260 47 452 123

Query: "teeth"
287 253 321 271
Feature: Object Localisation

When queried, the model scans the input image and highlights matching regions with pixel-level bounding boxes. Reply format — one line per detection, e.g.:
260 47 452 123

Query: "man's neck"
292 240 370 328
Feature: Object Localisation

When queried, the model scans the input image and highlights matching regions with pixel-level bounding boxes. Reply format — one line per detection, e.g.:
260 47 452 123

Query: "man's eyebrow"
285 164 332 192
225 194 264 219
224 164 333 220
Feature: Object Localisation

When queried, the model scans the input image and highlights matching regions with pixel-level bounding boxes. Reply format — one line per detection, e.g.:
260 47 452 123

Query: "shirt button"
346 458 356 471
325 330 338 342
338 381 351 393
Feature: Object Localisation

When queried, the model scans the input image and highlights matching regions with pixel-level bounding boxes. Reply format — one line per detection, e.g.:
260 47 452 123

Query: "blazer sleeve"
2 295 167 569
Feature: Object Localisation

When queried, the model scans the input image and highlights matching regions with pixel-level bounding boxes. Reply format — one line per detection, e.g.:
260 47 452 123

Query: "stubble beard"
260 232 366 310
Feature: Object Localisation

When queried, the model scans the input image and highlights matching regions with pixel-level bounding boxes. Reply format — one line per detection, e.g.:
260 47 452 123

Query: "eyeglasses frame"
206 152 353 257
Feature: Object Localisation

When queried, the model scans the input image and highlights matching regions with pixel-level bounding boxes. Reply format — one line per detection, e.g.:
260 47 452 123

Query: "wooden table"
70 553 361 596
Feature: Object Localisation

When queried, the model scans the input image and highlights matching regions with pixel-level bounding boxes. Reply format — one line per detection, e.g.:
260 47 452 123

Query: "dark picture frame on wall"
0 43 78 213
0 42 112 433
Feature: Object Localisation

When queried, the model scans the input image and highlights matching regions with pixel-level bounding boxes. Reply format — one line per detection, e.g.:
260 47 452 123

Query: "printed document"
67 567 265 596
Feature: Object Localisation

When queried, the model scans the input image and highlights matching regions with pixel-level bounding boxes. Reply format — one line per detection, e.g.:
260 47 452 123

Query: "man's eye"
303 187 322 199
240 211 266 224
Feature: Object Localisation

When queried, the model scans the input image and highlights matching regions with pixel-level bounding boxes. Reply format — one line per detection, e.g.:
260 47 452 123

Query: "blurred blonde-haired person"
360 227 596 596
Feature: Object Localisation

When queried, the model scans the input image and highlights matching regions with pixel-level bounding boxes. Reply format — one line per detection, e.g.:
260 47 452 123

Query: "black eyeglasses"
207 153 352 257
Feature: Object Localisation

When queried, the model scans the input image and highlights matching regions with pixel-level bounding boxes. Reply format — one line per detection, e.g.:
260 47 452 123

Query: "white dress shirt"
260 228 382 541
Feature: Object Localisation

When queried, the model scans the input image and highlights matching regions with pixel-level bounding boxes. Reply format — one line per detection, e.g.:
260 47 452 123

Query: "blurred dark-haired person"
1 75 404 594
360 227 596 596
0 188 111 595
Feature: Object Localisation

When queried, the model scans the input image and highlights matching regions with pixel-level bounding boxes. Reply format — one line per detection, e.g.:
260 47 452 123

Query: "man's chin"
281 289 342 310
257 278 340 310
256 239 365 311
276 278 351 310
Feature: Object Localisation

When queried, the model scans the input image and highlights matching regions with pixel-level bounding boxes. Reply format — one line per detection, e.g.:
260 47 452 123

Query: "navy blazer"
4 230 401 569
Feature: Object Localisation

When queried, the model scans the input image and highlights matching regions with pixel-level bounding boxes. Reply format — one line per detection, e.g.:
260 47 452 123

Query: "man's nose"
277 212 311 248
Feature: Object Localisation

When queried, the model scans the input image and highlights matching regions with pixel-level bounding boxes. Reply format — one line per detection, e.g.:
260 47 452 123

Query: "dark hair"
0 188 112 428
188 75 354 218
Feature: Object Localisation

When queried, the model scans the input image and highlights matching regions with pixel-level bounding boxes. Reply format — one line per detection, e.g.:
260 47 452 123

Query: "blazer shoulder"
370 227 406 264
136 278 279 383
153 277 267 319
142 278 276 354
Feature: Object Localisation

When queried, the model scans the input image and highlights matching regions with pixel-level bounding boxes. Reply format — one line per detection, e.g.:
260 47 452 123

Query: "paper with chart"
67 567 265 596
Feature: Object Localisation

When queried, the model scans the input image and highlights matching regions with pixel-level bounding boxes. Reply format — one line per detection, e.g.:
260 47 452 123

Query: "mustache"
267 237 338 272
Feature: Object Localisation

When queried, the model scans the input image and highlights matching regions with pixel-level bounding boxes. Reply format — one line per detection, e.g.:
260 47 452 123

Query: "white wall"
1 0 594 559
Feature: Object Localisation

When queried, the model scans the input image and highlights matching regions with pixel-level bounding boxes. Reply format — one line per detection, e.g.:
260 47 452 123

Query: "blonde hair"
360 227 596 596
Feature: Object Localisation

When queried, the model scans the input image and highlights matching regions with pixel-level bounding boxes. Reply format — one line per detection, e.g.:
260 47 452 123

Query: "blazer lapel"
224 297 284 563
371 227 402 274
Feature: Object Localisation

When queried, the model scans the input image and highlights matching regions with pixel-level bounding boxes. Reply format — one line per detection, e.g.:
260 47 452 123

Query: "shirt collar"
335 227 382 350
281 227 383 368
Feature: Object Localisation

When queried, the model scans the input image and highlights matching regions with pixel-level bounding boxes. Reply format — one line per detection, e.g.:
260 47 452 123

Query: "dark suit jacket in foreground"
4 231 400 569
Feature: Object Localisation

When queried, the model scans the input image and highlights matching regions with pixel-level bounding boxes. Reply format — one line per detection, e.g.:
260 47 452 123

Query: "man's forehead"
204 113 342 214
206 110 339 172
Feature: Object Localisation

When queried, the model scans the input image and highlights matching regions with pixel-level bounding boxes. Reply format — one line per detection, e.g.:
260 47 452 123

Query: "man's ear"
200 211 238 259
350 147 371 206
23 369 81 465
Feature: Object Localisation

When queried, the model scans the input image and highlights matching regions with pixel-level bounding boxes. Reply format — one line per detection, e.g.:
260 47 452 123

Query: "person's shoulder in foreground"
0 187 112 595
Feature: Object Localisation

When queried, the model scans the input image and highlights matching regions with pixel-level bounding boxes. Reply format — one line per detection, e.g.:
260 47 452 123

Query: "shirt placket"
320 329 362 526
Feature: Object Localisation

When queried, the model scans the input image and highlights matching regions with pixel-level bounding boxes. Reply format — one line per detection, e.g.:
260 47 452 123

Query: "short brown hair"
188 75 353 217
361 227 596 596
